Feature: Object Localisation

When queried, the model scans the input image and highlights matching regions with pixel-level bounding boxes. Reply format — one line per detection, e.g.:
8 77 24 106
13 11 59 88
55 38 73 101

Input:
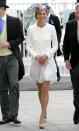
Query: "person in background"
68 11 75 21
20 13 24 57
0 0 24 125
63 3 79 125
26 5 58 129
68 0 79 21
45 5 62 81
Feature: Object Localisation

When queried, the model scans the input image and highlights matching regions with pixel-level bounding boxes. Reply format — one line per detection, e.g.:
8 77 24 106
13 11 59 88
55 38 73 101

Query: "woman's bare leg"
37 81 49 128
40 82 49 121
36 82 42 105
37 83 48 121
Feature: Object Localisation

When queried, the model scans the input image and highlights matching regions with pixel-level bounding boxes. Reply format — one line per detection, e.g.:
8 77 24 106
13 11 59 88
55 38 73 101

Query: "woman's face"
36 10 47 22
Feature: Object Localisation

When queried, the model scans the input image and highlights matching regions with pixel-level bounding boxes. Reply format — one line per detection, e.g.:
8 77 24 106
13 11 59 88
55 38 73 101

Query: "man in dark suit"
68 0 79 21
68 12 75 21
0 0 25 124
46 5 62 81
63 3 79 124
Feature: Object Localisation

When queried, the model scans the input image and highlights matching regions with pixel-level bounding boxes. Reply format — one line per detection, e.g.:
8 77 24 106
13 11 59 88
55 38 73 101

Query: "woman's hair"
35 5 47 19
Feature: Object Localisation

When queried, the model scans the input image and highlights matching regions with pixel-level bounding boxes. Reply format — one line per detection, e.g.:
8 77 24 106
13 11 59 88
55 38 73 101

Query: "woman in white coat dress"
26 5 58 129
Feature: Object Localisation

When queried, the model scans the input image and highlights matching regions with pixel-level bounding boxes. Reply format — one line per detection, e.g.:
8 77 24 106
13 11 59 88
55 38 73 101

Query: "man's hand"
65 60 72 70
0 42 10 48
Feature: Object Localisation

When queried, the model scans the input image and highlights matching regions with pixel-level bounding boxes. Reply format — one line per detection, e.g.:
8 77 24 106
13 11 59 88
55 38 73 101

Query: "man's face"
0 6 5 17
75 6 79 21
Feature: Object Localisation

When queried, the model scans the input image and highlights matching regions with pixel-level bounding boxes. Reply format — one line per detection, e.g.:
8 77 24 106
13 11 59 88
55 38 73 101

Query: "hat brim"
0 4 9 8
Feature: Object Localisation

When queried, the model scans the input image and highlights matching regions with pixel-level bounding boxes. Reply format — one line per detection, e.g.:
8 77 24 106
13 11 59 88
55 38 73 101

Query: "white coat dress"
26 23 58 83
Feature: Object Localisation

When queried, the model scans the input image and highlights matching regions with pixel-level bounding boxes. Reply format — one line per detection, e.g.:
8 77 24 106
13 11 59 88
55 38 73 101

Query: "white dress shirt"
0 14 6 22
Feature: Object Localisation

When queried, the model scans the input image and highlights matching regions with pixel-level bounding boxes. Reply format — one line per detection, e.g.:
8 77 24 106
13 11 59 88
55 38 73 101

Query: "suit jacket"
49 14 62 43
68 12 75 21
49 14 62 56
63 19 79 68
6 15 25 80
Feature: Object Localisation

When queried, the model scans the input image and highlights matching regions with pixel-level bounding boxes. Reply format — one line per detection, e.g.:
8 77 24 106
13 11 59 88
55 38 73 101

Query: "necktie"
0 19 5 33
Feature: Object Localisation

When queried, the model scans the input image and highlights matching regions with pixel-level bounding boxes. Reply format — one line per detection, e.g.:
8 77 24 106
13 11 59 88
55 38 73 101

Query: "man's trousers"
0 54 19 120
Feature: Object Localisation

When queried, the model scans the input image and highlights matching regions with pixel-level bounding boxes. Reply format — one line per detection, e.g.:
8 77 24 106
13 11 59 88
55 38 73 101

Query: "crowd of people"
0 0 79 129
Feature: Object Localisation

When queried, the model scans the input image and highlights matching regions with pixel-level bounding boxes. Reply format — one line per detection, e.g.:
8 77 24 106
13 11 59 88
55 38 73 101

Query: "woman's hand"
35 55 48 65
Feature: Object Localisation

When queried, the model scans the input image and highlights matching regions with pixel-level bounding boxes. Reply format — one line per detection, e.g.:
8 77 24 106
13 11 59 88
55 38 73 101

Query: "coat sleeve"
63 22 70 60
46 26 58 58
50 15 62 43
54 16 62 43
9 18 24 49
26 26 38 58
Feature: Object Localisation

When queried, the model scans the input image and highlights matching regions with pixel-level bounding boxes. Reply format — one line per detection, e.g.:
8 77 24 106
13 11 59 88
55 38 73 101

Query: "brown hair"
35 5 47 19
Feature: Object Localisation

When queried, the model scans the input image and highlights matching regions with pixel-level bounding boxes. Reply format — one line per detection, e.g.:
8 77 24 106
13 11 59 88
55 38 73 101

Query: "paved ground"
19 76 72 91
0 90 79 131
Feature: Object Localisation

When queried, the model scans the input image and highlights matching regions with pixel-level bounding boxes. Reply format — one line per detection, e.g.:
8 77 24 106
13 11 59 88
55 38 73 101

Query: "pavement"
19 76 72 91
0 74 77 131
0 90 79 131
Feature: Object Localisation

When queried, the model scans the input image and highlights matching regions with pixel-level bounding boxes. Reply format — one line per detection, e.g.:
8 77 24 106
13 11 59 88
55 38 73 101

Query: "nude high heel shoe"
39 113 45 129
39 122 45 129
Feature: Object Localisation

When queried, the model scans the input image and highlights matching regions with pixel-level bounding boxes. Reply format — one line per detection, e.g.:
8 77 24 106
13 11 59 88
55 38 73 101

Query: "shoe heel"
39 123 45 129
39 113 45 129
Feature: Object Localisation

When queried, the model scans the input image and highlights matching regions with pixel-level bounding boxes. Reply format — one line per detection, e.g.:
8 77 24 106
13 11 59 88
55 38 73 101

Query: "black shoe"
12 118 21 124
57 72 61 81
57 76 61 81
73 110 79 124
0 121 4 125
0 119 11 125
